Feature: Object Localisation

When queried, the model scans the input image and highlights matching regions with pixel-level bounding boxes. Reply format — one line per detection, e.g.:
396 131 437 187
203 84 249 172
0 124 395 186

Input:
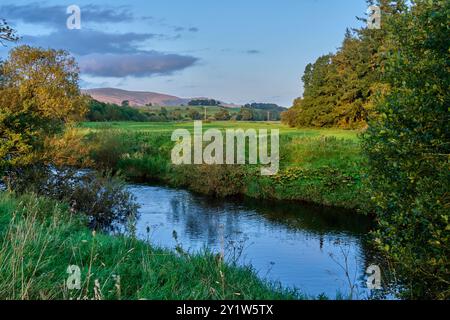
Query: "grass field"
79 121 361 140
68 121 369 211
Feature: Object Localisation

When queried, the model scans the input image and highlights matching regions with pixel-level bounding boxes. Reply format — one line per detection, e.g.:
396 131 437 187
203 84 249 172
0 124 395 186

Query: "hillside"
82 88 191 107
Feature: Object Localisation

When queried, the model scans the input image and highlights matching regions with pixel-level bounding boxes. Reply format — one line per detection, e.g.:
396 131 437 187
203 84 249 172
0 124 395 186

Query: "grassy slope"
77 122 369 211
0 192 301 300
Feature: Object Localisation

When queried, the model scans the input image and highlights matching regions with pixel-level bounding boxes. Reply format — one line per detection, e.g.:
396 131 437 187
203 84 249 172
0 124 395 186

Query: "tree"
121 100 130 107
362 0 449 299
159 107 168 119
188 109 202 120
281 98 302 127
215 108 231 121
286 0 396 128
188 99 220 106
0 46 87 170
86 99 148 122
237 108 254 121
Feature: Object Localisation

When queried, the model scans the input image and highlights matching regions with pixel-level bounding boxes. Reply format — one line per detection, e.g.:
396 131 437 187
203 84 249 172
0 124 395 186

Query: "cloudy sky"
0 0 367 106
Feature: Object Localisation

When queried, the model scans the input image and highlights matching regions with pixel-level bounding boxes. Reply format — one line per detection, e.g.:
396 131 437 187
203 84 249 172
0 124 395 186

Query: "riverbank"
0 192 302 300
53 122 371 212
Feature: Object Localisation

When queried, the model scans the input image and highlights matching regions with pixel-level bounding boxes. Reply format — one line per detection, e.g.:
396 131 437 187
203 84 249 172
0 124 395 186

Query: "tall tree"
363 0 449 299
0 46 87 170
283 0 402 128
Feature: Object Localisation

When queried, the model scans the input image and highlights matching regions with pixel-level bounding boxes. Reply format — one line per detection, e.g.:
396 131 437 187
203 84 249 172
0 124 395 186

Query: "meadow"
72 121 369 212
80 121 360 140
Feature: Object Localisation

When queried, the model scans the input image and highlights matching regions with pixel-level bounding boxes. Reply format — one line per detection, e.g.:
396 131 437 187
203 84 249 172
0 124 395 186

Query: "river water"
128 184 376 299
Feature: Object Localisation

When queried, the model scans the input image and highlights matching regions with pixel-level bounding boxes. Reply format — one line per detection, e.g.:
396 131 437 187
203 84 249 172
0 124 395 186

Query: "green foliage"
6 166 138 231
86 99 150 122
362 0 450 299
188 108 202 120
237 108 254 121
244 103 284 111
75 123 366 210
282 1 400 128
0 46 87 170
214 108 231 121
188 99 221 106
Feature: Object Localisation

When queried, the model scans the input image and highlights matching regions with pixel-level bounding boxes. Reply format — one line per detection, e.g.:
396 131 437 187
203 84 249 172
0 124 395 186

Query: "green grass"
79 121 361 140
0 192 302 300
74 121 369 211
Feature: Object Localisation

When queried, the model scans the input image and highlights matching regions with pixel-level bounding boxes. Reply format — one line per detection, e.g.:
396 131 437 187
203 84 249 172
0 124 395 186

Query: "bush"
362 0 449 299
87 130 130 171
5 166 139 231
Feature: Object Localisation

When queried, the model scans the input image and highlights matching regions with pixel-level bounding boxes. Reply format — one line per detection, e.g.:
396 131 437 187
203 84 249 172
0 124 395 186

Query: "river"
128 183 378 299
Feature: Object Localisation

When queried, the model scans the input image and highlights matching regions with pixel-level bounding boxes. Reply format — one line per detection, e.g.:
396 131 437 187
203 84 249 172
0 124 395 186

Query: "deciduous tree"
0 46 87 170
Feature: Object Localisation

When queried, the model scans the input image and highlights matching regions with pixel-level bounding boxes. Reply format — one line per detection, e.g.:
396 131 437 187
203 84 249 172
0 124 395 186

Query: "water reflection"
129 184 376 298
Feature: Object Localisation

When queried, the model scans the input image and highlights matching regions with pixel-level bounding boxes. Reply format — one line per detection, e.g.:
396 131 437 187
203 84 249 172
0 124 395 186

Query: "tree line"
281 1 393 128
86 100 284 122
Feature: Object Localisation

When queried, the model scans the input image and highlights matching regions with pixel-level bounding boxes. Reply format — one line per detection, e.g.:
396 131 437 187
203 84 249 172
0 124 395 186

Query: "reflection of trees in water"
134 185 395 295
163 189 373 256
164 190 385 295
240 198 373 236
167 192 246 246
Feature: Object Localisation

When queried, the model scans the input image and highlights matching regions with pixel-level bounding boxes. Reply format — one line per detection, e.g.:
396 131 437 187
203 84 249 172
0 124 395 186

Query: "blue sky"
0 0 368 106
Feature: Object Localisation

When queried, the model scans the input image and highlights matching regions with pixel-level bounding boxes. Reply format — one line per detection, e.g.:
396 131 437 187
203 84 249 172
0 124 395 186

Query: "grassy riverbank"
0 192 302 300
56 121 370 212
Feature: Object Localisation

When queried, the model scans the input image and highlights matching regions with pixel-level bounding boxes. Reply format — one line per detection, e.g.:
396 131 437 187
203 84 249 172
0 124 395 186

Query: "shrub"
87 130 130 171
362 0 449 299
5 166 139 231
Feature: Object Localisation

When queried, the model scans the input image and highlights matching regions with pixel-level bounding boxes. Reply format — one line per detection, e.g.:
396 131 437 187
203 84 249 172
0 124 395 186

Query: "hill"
82 88 191 107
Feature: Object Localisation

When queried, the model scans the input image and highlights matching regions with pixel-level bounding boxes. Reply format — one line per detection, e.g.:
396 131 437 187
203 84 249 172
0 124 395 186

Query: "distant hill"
82 88 191 107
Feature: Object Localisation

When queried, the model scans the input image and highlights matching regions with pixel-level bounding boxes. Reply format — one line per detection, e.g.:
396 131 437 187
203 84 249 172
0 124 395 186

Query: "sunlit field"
80 121 361 141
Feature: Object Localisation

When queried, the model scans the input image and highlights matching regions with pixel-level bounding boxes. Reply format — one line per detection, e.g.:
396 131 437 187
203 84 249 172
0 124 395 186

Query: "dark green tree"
362 0 449 299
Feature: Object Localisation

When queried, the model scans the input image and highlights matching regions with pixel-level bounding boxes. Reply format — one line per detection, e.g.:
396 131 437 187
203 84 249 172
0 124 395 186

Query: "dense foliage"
244 103 286 112
85 99 284 122
362 0 449 299
0 46 87 170
282 1 401 128
86 99 150 122
281 0 449 298
188 99 221 106
237 107 282 121
7 166 138 231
